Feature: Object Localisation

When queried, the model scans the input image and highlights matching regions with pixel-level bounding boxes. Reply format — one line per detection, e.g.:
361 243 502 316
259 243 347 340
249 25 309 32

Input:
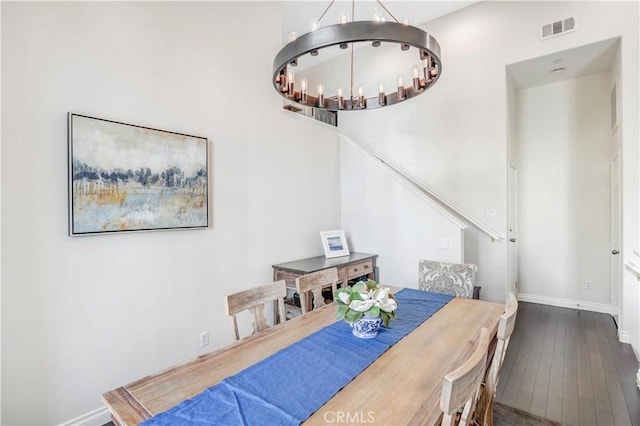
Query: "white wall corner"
58 406 111 426
517 292 613 315
618 329 631 344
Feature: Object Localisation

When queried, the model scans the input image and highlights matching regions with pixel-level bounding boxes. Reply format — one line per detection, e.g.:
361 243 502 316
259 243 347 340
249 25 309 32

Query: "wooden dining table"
102 289 504 426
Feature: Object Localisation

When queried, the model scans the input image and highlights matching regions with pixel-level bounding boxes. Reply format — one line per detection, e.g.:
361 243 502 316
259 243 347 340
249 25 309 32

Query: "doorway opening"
506 38 621 317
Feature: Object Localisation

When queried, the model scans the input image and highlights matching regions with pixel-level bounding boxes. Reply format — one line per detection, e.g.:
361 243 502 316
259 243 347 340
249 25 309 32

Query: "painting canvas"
68 113 208 235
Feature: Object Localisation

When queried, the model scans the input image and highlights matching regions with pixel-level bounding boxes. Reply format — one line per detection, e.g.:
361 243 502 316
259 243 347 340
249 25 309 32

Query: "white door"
611 153 621 324
508 164 519 295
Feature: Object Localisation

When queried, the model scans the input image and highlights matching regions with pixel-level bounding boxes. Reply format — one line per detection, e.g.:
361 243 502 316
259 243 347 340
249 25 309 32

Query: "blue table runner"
142 288 453 425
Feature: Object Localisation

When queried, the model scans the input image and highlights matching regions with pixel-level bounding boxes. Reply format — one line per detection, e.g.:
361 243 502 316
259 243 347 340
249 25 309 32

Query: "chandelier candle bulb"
337 87 344 109
317 84 324 107
358 86 365 108
287 33 299 66
431 63 438 77
397 75 405 99
309 18 319 32
424 57 433 83
338 9 350 49
338 10 350 24
412 66 421 91
308 18 320 56
300 78 308 102
287 69 295 97
378 82 386 106
277 71 286 92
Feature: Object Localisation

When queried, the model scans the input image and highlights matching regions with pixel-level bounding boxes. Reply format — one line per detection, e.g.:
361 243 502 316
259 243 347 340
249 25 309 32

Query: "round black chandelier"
272 1 442 112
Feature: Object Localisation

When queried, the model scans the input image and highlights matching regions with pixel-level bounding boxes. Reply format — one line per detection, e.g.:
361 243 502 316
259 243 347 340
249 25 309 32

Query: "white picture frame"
320 230 350 258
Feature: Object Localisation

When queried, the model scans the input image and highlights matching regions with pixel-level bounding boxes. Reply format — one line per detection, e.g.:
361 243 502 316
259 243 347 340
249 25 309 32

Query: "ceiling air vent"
541 17 576 40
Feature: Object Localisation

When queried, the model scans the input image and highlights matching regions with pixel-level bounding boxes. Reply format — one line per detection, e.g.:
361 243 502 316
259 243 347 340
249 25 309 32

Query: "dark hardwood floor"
496 302 640 425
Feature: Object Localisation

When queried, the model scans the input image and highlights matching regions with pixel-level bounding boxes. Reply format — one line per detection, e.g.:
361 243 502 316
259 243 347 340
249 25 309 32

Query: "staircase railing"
340 135 504 242
340 135 468 231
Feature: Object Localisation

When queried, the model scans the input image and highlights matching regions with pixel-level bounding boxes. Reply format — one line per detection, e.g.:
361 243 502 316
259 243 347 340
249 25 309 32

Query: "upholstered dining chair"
475 292 519 426
439 327 490 426
295 267 339 314
224 280 287 341
418 259 481 299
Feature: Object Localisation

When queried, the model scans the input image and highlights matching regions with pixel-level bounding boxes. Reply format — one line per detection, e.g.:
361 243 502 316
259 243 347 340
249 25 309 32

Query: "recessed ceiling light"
550 67 566 74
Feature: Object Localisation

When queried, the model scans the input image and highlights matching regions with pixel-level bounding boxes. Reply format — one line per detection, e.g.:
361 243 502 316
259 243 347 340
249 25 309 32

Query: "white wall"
1 2 341 424
340 137 465 287
336 1 638 307
517 73 612 307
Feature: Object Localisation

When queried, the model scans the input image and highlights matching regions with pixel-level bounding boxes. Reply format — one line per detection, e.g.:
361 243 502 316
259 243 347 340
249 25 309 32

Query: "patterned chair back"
418 260 478 298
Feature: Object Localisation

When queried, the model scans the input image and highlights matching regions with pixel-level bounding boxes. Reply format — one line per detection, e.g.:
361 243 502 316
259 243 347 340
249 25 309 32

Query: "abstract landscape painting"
68 114 208 235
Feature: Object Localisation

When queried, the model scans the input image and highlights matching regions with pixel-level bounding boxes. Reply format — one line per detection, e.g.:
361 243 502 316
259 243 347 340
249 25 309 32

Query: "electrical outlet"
586 281 592 290
199 331 209 347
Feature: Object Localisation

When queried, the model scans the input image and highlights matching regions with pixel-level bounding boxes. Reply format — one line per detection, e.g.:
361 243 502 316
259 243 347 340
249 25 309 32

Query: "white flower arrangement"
334 279 398 326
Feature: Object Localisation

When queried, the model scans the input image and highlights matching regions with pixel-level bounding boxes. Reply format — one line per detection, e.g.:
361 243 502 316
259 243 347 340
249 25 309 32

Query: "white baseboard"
618 329 631 344
58 406 110 426
517 292 613 315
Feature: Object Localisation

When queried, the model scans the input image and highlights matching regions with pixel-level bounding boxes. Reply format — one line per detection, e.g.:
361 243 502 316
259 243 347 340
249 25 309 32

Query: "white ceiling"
280 1 479 44
507 38 620 89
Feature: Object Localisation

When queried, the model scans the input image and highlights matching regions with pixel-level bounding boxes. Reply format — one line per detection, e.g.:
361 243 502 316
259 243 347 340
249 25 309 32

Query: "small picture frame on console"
320 230 350 258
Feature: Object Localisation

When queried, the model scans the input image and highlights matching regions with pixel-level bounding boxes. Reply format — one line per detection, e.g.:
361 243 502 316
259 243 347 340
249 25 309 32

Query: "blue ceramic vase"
351 315 383 338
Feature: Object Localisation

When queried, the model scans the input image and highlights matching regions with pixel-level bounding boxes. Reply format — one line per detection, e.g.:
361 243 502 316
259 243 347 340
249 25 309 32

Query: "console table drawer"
272 253 378 319
346 260 374 280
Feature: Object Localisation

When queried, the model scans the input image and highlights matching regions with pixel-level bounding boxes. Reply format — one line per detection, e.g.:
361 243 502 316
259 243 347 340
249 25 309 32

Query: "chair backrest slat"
486 292 518 392
497 292 518 342
295 268 339 314
440 327 490 426
224 280 287 341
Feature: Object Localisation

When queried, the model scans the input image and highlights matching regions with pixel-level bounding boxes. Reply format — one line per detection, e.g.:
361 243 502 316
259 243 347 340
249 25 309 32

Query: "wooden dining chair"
224 280 287 341
295 267 339 314
439 327 490 426
475 292 519 426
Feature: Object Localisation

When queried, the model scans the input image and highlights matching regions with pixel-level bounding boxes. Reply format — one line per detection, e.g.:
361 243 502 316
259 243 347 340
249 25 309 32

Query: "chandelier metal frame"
272 3 443 112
